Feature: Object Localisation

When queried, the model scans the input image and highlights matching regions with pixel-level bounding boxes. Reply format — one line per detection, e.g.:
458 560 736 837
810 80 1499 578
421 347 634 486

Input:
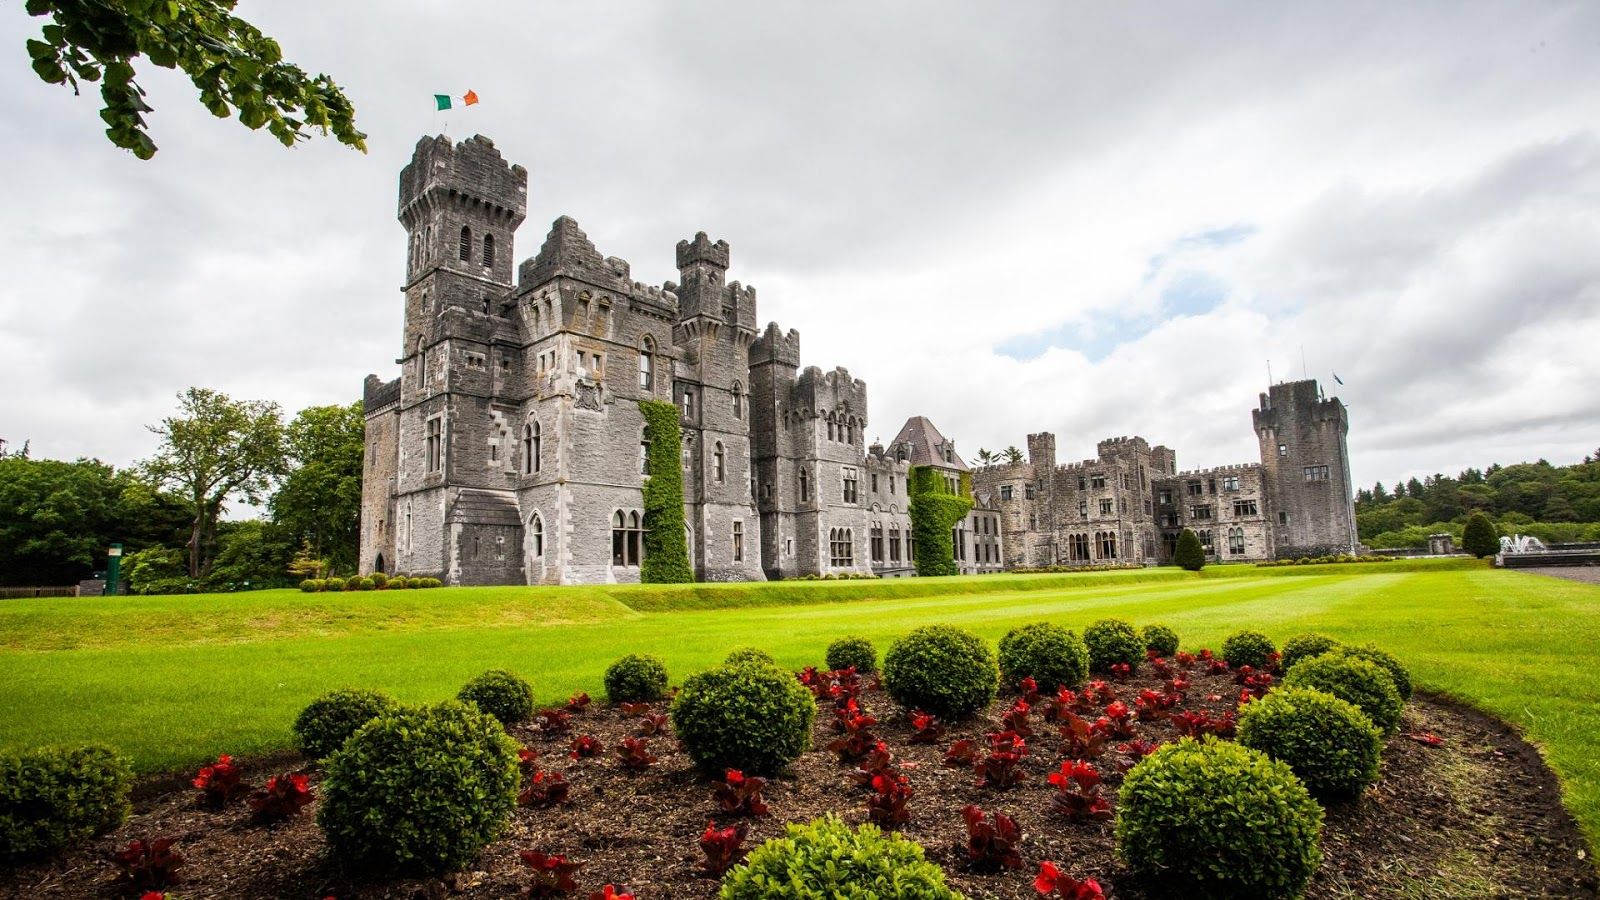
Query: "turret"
398 134 526 287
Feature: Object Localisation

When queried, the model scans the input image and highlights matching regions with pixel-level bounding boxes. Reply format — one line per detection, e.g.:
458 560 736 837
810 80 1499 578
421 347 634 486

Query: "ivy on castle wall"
639 401 694 583
908 465 974 578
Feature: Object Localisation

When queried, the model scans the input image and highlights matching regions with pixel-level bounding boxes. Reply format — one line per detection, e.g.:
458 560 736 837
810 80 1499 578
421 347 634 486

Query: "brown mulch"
5 667 1597 899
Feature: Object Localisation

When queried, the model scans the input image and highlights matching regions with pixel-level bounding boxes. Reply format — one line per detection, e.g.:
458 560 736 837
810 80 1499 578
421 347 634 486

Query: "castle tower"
749 323 803 578
1253 379 1358 557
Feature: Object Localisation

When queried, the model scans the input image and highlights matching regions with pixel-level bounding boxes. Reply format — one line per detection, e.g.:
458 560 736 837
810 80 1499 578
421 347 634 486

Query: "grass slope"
2 560 1597 848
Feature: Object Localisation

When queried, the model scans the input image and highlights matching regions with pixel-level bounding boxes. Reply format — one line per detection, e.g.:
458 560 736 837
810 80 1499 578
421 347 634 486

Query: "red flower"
1407 732 1445 747
1034 860 1106 898
589 887 634 900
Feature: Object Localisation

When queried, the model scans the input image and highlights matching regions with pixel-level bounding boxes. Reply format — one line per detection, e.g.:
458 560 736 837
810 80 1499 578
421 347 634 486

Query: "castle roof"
447 489 522 527
890 416 968 471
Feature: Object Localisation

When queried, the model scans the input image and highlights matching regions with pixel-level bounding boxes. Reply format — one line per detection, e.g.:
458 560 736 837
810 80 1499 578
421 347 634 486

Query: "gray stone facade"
972 378 1358 566
361 134 1351 584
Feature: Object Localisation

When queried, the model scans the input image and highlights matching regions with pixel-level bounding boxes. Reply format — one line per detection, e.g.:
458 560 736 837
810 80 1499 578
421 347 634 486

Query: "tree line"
0 389 363 591
1355 452 1600 548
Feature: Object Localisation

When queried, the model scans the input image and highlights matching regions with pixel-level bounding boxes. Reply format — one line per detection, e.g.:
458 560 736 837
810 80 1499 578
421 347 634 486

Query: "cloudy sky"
3 1 1598 494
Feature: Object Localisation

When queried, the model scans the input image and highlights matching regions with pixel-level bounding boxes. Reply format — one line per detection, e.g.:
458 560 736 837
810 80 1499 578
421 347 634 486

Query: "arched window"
799 466 810 502
640 428 651 476
830 528 854 567
523 422 541 474
482 233 495 267
458 225 472 261
714 442 725 482
827 416 835 442
732 381 743 419
529 512 544 558
611 511 644 566
639 337 654 390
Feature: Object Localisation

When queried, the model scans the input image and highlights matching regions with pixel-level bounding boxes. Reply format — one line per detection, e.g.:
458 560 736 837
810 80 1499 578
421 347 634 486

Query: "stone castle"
359 135 1356 585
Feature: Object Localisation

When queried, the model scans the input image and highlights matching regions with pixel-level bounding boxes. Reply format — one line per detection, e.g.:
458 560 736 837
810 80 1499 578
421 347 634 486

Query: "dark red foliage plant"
636 712 669 736
566 692 592 713
1176 650 1196 669
1148 655 1172 678
1115 739 1160 773
1134 689 1172 722
569 734 604 760
113 838 184 890
826 698 879 762
698 820 750 877
976 731 1029 790
908 709 946 744
192 754 249 809
519 746 541 775
589 886 634 900
866 772 913 827
1097 700 1138 739
961 804 1024 872
712 768 770 817
848 741 898 788
615 737 657 771
248 772 314 823
1034 860 1106 899
618 701 653 717
1108 662 1132 682
520 849 581 897
1057 713 1109 761
1087 681 1117 706
999 699 1034 738
537 708 573 737
943 739 978 768
1048 760 1112 822
519 770 571 808
1043 688 1075 723
1018 676 1042 704
1207 658 1230 675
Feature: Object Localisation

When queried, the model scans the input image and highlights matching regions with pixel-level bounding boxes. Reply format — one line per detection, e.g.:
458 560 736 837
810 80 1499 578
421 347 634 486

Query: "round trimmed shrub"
1238 687 1384 800
370 571 388 589
881 625 999 719
356 576 376 591
342 576 361 591
997 622 1088 691
672 662 817 775
724 646 777 668
293 688 400 760
387 575 409 589
1117 737 1324 899
1141 623 1180 657
457 669 534 726
604 653 670 703
825 636 878 673
719 815 960 899
324 576 346 592
299 578 323 593
318 700 519 873
1282 654 1403 734
0 744 131 863
1332 644 1412 700
1280 633 1341 672
1083 618 1144 674
1221 629 1277 670
415 577 443 588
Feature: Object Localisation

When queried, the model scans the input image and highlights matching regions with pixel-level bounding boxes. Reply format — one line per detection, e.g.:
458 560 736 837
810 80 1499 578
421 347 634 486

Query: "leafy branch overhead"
23 0 366 159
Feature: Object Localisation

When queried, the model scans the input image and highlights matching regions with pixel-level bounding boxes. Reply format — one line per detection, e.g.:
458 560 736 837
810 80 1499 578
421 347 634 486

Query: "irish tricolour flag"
434 90 479 110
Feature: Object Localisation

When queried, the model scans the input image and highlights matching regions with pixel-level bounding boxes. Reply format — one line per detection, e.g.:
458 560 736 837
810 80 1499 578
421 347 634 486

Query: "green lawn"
3 559 1597 849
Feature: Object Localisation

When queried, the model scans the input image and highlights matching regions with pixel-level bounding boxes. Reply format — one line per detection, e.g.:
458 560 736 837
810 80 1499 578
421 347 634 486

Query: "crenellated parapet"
750 321 802 368
791 365 869 421
398 134 526 231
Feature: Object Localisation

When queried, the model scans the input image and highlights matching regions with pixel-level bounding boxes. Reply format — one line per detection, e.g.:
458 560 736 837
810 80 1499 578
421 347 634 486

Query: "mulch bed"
6 665 1597 899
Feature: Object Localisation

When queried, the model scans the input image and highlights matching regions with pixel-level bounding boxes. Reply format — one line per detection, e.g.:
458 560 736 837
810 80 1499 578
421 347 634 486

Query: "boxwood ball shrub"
388 575 409 589
323 576 345 592
299 578 323 592
0 744 132 863
1238 687 1384 800
1280 633 1341 672
604 653 670 703
997 621 1088 691
370 571 389 589
1221 629 1277 670
672 662 817 775
293 688 400 760
319 700 519 873
719 815 961 900
825 635 878 673
1083 618 1144 674
881 625 999 719
1282 654 1404 734
1141 623 1181 657
1117 737 1324 900
1332 644 1412 700
457 669 535 726
724 646 777 668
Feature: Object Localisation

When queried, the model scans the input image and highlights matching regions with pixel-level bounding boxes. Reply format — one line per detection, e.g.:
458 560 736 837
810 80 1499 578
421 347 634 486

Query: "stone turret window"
733 521 744 563
523 422 541 475
733 381 743 419
459 226 472 261
799 467 810 503
425 418 442 473
842 467 859 503
714 442 726 482
639 337 654 390
530 513 544 558
482 233 495 267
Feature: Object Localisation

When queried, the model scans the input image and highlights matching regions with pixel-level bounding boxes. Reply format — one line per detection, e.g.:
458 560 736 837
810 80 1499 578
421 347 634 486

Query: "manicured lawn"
3 559 1597 849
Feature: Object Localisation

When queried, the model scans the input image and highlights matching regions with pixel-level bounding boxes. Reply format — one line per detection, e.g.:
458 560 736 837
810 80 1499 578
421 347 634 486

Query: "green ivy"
639 401 693 583
907 465 973 577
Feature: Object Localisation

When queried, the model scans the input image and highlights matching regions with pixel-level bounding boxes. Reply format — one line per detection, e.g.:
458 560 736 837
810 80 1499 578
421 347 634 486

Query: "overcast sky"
3 1 1598 495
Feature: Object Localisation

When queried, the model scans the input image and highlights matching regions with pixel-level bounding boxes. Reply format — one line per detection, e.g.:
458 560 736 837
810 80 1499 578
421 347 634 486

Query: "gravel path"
1515 566 1600 584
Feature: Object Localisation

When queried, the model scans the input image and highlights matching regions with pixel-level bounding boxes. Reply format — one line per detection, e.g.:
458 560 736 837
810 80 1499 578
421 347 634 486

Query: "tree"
1004 446 1024 465
1173 528 1206 571
976 448 995 467
271 402 364 573
144 388 284 578
208 520 297 587
1462 512 1500 558
23 0 365 159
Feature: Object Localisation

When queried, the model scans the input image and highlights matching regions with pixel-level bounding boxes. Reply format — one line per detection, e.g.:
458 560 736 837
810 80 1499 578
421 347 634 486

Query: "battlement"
1096 435 1152 455
793 364 868 417
363 374 401 414
1253 378 1348 434
398 134 526 228
1168 463 1261 477
518 216 629 291
677 231 730 269
750 321 802 367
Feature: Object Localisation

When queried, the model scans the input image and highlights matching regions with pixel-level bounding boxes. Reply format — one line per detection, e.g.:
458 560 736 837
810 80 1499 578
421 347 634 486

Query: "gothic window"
1097 530 1118 559
1069 533 1091 561
458 226 472 261
425 418 442 473
1233 498 1259 517
827 417 835 442
529 513 544 558
799 467 810 502
1198 529 1214 552
733 521 744 563
847 420 855 444
482 233 495 267
639 337 655 390
732 381 743 419
829 528 854 567
870 524 884 563
640 429 651 476
1228 527 1246 555
889 526 901 562
612 510 644 566
714 442 726 482
842 467 859 503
